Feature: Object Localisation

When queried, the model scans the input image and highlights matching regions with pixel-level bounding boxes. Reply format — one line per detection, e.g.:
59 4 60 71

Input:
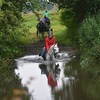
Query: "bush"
78 15 100 100
79 13 100 66
60 9 79 45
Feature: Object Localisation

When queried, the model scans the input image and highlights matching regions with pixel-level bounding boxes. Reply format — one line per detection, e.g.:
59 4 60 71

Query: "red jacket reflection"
48 73 57 87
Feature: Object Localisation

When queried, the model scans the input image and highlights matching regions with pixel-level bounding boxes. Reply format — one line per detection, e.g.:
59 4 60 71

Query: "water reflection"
0 65 30 100
15 62 53 100
1 54 99 100
39 63 61 95
15 54 75 100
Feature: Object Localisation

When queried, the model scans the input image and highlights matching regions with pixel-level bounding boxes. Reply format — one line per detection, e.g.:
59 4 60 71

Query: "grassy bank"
20 11 67 44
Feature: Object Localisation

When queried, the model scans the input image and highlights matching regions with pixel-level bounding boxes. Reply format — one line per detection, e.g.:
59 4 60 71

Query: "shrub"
60 9 79 45
79 13 100 66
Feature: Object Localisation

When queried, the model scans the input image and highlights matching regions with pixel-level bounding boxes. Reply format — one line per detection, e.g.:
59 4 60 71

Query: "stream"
15 53 75 100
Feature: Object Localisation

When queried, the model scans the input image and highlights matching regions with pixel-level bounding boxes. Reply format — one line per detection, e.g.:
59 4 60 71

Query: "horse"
36 19 51 39
46 43 59 61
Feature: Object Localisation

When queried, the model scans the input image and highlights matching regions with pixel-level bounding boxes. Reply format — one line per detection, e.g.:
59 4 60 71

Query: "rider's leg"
39 47 46 60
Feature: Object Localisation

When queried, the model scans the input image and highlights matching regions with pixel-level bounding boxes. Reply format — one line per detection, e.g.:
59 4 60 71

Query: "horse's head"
53 43 59 56
46 43 59 61
48 43 59 57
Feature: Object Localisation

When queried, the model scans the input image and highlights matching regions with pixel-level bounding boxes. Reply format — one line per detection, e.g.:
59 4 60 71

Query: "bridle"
52 44 59 58
46 44 59 60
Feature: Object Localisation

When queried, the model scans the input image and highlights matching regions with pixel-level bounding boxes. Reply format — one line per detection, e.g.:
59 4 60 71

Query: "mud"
23 40 76 57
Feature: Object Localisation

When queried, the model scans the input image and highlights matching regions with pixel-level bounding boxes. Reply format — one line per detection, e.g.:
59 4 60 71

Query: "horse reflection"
39 63 61 94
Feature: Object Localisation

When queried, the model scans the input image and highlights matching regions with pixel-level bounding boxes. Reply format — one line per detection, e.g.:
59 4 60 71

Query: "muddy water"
15 54 74 100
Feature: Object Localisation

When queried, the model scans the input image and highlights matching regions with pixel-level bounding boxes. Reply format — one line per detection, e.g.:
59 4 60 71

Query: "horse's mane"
48 43 58 55
48 44 55 55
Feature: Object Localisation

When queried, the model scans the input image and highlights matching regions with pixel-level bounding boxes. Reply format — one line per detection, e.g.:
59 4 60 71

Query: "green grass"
20 11 67 44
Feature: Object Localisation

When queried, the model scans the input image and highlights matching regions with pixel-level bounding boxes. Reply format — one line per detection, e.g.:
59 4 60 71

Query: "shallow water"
15 53 74 100
1 52 99 100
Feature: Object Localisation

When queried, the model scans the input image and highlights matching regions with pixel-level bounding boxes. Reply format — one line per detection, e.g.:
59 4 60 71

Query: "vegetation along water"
0 0 100 100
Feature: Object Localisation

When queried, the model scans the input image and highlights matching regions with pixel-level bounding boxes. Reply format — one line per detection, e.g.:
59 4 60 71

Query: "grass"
20 11 66 44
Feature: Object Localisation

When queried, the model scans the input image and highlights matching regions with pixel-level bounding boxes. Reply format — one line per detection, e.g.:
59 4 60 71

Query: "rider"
43 10 50 18
43 15 51 28
39 28 56 60
43 16 50 22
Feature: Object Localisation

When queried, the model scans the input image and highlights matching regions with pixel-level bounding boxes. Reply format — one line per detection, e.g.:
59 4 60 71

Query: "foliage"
0 0 41 99
22 0 42 12
0 0 42 70
50 0 100 22
60 9 79 45
0 2 23 99
0 11 24 60
50 0 100 64
0 0 5 8
28 0 42 11
50 0 100 46
79 13 100 66
78 14 100 100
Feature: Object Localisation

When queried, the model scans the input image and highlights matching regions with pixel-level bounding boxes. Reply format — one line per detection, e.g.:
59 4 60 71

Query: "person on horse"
43 15 51 29
43 10 50 18
36 19 46 37
39 28 56 60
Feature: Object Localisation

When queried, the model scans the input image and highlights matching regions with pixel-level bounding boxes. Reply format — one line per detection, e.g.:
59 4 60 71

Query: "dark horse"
36 19 51 38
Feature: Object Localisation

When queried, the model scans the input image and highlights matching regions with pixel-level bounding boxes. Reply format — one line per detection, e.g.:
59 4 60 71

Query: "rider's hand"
47 49 50 54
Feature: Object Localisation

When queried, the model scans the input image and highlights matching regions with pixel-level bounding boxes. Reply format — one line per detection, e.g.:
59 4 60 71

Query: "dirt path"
23 40 76 56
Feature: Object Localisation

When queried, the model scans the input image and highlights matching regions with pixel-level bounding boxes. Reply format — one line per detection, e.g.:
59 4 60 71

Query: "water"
15 53 74 100
1 52 99 100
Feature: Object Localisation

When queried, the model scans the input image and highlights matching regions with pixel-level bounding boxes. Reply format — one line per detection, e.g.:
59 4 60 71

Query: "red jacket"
45 36 55 51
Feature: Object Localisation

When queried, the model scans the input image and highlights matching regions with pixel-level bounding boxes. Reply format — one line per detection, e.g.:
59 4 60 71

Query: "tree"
50 0 100 23
0 0 41 99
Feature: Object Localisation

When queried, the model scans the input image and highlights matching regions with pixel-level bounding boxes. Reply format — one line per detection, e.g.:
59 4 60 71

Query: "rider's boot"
42 55 46 61
39 47 46 60
39 53 46 60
